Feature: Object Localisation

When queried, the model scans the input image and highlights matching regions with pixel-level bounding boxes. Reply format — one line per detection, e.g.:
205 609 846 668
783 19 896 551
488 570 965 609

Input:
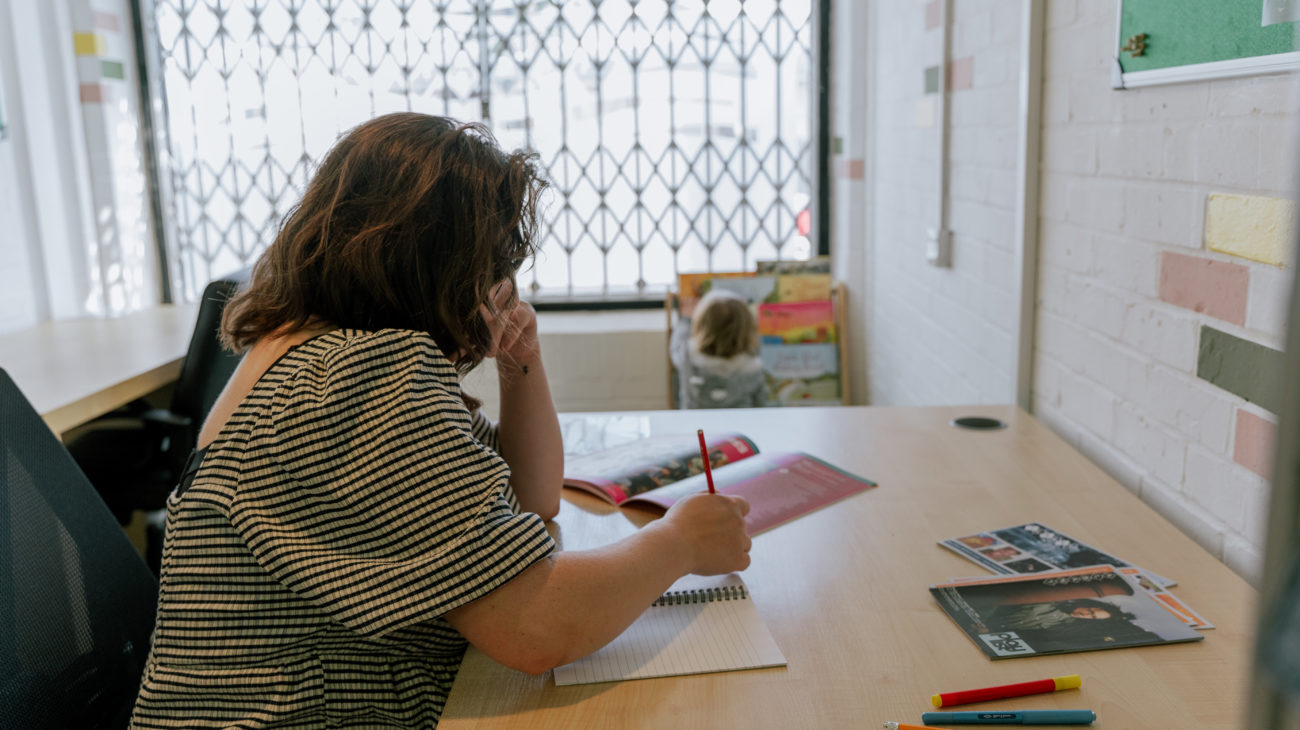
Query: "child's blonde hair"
691 290 759 358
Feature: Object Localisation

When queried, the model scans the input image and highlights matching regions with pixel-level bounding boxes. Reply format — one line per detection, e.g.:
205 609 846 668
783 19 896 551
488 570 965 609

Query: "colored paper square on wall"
758 301 836 344
1206 192 1295 267
101 60 125 80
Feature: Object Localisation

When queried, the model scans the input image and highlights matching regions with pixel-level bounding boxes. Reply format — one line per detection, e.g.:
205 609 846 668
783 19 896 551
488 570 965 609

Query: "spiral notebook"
552 574 787 686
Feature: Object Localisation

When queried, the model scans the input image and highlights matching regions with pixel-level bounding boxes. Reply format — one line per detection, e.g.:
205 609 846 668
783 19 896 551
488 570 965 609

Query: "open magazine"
563 432 877 536
930 566 1205 659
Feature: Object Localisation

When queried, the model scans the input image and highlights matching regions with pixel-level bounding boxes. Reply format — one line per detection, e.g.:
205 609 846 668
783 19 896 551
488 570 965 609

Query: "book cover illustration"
755 256 831 275
930 566 1204 660
775 273 831 302
622 451 876 536
760 342 841 406
940 522 1175 587
757 301 836 344
563 432 759 504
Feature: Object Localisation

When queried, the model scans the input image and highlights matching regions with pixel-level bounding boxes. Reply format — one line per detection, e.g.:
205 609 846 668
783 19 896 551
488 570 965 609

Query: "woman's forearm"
495 348 564 520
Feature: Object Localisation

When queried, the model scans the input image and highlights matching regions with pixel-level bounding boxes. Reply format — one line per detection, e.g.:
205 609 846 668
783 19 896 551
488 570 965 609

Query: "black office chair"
67 268 249 571
0 368 159 728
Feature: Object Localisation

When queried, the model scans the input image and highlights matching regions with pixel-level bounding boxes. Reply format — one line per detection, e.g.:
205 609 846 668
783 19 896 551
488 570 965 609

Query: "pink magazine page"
623 452 876 535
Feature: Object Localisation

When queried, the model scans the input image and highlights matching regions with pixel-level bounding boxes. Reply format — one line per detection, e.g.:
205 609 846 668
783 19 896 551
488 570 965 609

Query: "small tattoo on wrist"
522 365 529 375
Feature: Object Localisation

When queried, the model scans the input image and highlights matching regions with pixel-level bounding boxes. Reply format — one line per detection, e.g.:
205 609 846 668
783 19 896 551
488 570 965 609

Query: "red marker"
931 674 1082 708
697 429 716 494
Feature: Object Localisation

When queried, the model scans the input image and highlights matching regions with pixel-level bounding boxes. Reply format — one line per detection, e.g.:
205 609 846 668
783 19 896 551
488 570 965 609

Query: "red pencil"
696 429 716 494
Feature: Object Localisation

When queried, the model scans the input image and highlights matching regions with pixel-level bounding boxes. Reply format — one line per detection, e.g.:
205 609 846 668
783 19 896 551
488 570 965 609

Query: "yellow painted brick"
1206 192 1295 268
73 32 105 56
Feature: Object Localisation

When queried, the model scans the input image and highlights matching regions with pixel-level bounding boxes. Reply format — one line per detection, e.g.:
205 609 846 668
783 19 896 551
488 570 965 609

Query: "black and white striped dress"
131 329 556 728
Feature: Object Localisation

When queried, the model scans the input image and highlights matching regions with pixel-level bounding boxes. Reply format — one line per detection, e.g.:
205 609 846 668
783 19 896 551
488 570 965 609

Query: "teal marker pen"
920 709 1096 725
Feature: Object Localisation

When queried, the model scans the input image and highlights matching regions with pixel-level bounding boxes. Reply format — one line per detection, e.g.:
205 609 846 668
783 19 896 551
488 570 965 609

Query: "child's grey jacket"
669 321 768 409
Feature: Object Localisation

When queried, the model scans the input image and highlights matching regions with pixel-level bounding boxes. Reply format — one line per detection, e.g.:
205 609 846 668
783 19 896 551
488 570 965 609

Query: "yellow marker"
930 673 1082 708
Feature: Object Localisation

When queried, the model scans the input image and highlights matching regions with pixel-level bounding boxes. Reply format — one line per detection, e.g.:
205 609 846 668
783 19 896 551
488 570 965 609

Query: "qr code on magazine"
979 631 1034 657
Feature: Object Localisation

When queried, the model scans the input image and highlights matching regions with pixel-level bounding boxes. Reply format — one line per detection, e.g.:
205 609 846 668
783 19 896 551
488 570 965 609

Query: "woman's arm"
443 492 752 675
492 297 564 520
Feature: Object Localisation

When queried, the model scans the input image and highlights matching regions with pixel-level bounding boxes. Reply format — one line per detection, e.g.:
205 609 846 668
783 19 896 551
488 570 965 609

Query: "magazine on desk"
930 566 1205 660
563 433 877 536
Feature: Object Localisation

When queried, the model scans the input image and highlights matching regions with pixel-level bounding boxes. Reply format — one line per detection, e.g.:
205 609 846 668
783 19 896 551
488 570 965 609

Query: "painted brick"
1138 476 1225 559
1041 127 1097 174
1197 326 1286 414
1097 125 1163 179
1075 428 1144 496
1078 333 1147 404
1058 367 1116 440
1233 408 1276 479
1246 263 1293 338
925 0 940 30
1142 366 1233 454
1115 403 1186 487
951 4 992 57
73 32 106 56
1125 184 1198 248
1157 251 1249 325
1184 444 1255 533
1120 303 1199 371
1199 123 1262 190
1067 275 1129 339
1039 221 1094 274
79 83 105 103
836 158 865 180
914 97 937 127
1091 233 1159 296
91 11 120 32
1209 75 1298 118
1161 123 1201 183
1205 192 1295 267
1116 83 1209 122
1067 177 1126 233
1256 117 1300 193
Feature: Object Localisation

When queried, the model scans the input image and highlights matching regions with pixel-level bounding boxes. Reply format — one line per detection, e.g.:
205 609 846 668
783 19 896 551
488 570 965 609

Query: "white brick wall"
862 0 1022 407
1035 0 1296 584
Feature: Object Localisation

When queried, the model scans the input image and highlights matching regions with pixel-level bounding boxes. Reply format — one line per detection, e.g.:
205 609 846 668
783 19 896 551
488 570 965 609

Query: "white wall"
1032 1 1297 583
840 0 1297 584
860 0 1023 406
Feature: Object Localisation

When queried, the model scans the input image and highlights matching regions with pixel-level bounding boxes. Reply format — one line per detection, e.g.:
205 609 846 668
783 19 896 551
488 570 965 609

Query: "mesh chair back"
0 369 158 728
169 267 250 421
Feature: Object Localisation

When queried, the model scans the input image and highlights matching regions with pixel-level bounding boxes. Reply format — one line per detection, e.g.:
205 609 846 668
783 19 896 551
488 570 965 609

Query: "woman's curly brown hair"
221 113 545 380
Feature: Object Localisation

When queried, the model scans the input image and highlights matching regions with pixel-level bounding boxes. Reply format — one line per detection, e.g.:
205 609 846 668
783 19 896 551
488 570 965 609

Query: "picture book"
939 522 1176 587
761 342 841 406
775 273 831 302
757 301 836 344
756 256 831 275
563 435 877 535
622 451 877 536
552 573 787 685
563 432 759 505
930 566 1204 660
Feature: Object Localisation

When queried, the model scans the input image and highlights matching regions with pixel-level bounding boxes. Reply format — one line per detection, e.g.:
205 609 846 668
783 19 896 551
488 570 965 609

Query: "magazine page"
562 433 759 504
622 452 876 535
929 566 1204 660
939 521 1176 587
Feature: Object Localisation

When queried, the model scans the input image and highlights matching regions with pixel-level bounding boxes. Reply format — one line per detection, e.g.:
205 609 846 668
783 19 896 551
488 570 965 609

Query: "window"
144 0 821 303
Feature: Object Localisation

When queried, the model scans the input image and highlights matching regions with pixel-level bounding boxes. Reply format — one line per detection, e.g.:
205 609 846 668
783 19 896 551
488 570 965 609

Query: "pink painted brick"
1157 251 1248 326
92 11 120 32
79 84 105 103
1234 409 1276 479
837 158 864 180
925 0 941 30
949 57 974 92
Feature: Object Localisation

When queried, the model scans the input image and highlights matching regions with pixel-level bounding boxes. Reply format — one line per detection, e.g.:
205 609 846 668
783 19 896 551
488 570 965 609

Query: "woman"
131 113 751 728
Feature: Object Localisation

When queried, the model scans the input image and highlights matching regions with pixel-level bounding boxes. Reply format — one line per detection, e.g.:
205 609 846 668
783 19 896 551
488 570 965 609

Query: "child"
671 289 768 408
130 113 751 728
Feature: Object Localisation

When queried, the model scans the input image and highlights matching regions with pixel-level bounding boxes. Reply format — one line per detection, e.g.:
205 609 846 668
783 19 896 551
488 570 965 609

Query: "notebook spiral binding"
651 584 748 607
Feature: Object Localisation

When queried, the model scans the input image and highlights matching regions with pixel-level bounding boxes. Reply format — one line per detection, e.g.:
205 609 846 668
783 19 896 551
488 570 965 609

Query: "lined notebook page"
552 574 786 686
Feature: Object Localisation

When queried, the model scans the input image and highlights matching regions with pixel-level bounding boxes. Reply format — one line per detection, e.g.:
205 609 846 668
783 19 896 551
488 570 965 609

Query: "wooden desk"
0 304 198 435
440 405 1256 729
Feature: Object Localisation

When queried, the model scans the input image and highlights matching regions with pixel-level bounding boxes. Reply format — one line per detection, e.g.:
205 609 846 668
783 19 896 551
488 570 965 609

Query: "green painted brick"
924 65 939 94
1197 326 1285 415
101 60 125 80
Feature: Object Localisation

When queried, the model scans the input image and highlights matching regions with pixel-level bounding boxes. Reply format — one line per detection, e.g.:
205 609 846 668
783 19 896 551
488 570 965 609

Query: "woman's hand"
656 493 752 575
482 280 539 371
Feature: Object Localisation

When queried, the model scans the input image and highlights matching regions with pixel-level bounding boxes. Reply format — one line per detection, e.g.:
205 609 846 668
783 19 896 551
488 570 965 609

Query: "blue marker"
920 709 1096 725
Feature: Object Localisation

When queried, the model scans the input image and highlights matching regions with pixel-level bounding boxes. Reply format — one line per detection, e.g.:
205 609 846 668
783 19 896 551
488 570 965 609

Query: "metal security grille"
144 0 817 303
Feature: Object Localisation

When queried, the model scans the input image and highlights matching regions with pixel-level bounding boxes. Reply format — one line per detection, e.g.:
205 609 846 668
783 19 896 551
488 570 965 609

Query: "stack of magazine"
931 522 1212 659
